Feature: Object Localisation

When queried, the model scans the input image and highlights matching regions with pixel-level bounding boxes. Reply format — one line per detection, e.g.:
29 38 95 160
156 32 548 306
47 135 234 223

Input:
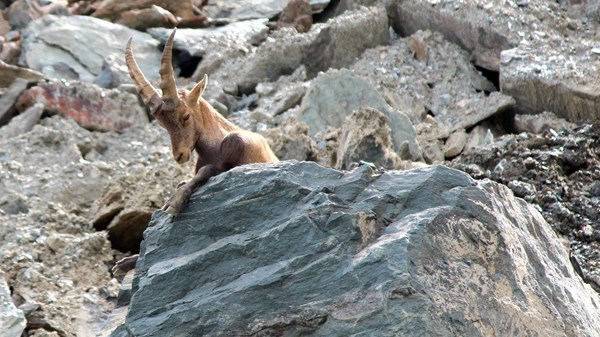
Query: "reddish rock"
17 81 148 131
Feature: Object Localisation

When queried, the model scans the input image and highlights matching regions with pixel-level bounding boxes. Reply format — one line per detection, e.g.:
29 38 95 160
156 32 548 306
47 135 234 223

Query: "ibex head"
125 28 207 164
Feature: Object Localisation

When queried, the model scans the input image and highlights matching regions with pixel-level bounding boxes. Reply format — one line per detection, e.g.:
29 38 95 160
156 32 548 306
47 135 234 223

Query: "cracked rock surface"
111 162 600 337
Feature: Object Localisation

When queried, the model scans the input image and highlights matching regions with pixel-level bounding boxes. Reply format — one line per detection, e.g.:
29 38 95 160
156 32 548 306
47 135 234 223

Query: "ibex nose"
175 151 189 164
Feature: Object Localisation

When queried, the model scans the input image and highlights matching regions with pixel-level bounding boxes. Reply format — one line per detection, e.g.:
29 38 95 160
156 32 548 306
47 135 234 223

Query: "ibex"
112 28 278 275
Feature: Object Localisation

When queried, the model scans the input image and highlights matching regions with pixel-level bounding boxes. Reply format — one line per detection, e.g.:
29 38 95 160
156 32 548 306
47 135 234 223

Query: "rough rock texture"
0 115 192 336
225 26 321 94
297 68 422 162
20 15 161 83
500 44 600 123
17 81 148 131
350 30 515 133
452 123 600 290
91 0 195 23
203 0 330 21
0 271 25 337
514 111 577 134
213 7 390 94
274 0 313 33
148 19 269 58
303 6 389 78
112 162 600 336
387 0 600 125
336 107 403 170
0 103 44 139
0 78 30 126
265 117 317 162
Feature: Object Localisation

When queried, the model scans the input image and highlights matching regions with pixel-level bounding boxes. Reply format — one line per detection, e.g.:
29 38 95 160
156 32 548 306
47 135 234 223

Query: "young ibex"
113 28 278 275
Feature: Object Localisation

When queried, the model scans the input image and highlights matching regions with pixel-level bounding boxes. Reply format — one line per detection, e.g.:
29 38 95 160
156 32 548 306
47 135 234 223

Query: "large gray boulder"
20 15 161 84
111 162 600 337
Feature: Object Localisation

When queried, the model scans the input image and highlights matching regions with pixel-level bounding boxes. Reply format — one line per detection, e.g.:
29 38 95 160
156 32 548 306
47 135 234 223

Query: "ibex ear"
189 74 208 105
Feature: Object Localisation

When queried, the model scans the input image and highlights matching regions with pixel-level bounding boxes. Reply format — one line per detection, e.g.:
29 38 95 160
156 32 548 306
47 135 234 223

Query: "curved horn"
125 37 162 113
159 28 180 111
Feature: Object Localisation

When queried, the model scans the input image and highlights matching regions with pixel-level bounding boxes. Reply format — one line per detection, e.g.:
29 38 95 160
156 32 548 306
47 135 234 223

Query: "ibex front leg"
163 164 220 215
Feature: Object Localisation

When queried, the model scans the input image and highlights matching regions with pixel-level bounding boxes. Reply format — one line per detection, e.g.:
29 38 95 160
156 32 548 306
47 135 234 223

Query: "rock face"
20 15 161 84
112 162 600 336
451 122 600 289
0 272 25 337
297 69 422 162
387 0 600 124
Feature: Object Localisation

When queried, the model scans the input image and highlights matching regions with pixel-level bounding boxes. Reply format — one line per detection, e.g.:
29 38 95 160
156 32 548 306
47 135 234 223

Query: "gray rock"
265 117 317 162
93 55 131 89
304 6 389 78
112 162 600 336
387 0 600 124
443 129 467 159
500 44 600 123
0 271 25 337
387 0 518 71
336 107 403 169
20 15 161 84
203 0 330 21
514 111 577 134
148 20 269 58
297 68 422 161
0 78 29 127
0 115 194 336
213 7 390 94
227 26 322 94
148 20 270 83
0 103 44 140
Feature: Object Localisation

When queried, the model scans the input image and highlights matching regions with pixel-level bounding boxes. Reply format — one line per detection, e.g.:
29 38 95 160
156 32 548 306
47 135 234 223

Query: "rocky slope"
0 0 599 336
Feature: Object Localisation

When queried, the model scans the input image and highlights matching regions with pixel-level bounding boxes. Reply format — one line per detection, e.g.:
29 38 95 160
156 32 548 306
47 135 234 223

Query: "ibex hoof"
162 186 191 216
112 254 139 276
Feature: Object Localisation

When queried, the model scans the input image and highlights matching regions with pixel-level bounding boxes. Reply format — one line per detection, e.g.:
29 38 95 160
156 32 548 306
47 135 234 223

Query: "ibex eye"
182 114 190 122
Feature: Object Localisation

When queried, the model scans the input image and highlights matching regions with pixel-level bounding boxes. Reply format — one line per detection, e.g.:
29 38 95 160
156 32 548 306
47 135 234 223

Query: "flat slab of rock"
303 6 389 78
112 162 600 336
20 15 161 84
0 78 30 127
500 42 600 123
0 103 44 140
